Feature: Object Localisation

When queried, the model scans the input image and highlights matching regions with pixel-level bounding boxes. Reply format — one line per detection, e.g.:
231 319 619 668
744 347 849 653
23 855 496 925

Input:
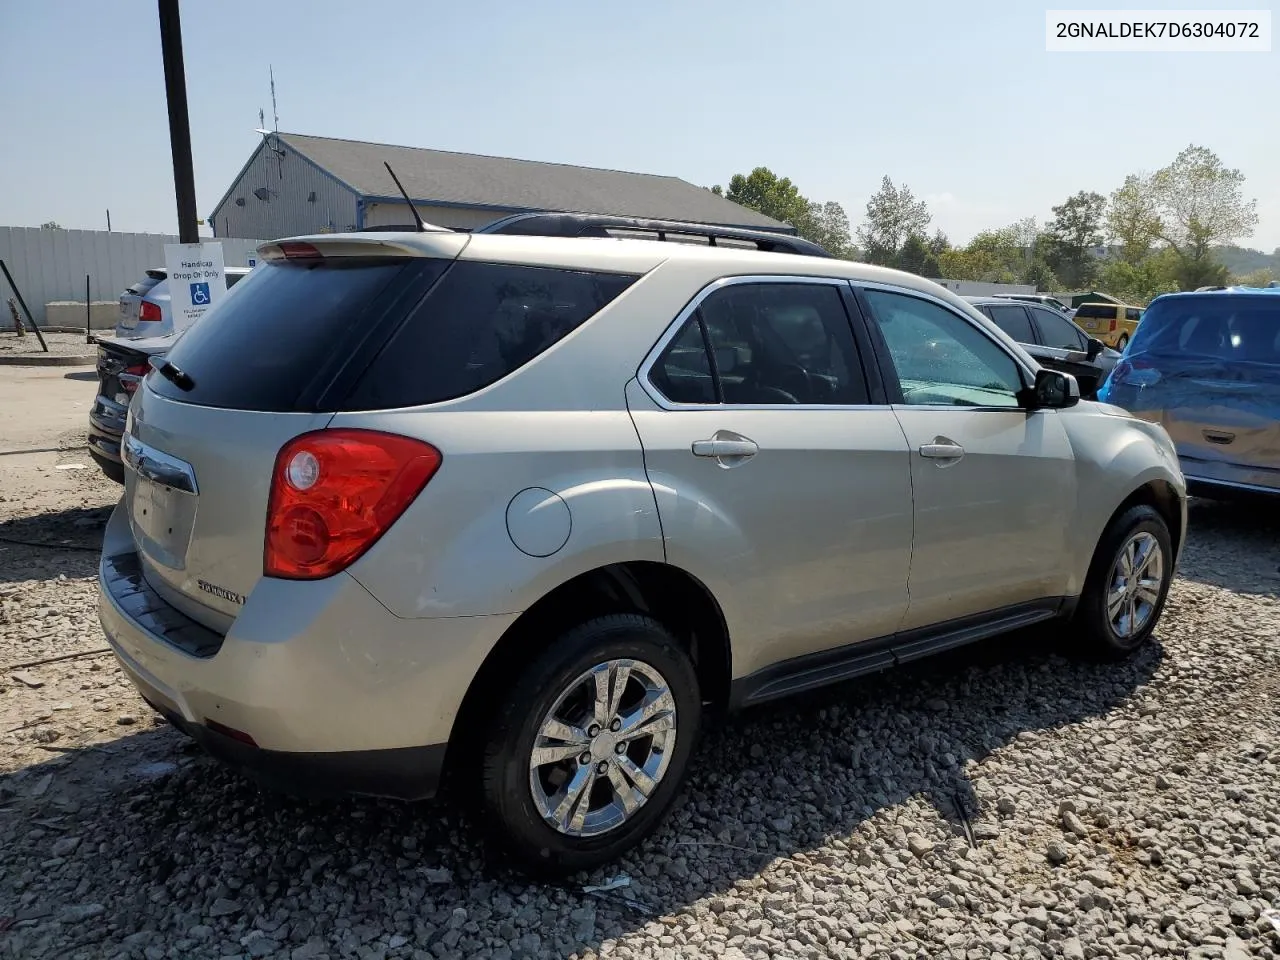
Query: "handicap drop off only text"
170 260 222 284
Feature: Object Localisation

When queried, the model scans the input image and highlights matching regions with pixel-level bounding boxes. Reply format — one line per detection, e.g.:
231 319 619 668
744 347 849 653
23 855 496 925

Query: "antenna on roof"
269 64 279 136
253 67 286 178
383 161 428 232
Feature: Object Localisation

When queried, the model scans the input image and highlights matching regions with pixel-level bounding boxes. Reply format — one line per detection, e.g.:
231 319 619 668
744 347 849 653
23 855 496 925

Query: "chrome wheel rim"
528 658 677 838
1107 531 1164 640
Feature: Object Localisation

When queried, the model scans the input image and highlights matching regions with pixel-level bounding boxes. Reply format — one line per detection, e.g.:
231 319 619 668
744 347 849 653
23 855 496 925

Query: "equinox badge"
198 580 245 605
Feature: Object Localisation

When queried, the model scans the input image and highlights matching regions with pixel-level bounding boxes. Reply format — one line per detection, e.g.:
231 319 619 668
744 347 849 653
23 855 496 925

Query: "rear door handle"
692 437 758 459
919 442 964 460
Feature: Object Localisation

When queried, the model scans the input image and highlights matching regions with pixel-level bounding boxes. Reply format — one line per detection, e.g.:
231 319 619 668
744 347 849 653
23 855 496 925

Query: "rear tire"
1073 505 1173 659
480 614 701 874
1116 333 1129 351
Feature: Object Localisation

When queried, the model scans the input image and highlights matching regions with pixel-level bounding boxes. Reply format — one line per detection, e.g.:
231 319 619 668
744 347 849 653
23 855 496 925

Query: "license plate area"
123 434 199 571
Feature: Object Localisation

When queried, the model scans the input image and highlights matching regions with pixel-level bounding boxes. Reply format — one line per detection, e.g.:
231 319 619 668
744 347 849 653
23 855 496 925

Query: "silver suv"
99 223 1186 872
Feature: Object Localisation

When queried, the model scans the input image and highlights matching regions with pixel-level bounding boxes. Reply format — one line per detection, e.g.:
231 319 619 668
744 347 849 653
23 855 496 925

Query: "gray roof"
277 133 792 232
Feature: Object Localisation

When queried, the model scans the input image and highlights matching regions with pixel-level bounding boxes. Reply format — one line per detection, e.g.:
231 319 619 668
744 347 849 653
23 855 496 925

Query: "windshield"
1127 295 1280 365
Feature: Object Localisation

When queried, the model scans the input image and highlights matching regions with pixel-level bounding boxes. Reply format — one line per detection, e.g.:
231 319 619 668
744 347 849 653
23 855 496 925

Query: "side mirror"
1018 369 1080 410
1086 337 1104 361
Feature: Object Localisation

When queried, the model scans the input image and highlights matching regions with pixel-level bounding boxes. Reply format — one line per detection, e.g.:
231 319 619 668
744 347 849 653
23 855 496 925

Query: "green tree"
1234 267 1276 287
856 176 931 266
722 167 812 229
1106 147 1259 291
1022 258 1059 292
897 234 940 277
1106 174 1162 265
1044 191 1106 288
1148 145 1258 289
40 220 63 230
804 200 856 260
716 167 854 258
938 232 1017 283
1097 249 1179 305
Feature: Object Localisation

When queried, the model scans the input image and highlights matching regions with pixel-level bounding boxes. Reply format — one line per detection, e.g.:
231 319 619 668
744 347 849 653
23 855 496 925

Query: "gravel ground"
2 436 1280 960
0 332 99 358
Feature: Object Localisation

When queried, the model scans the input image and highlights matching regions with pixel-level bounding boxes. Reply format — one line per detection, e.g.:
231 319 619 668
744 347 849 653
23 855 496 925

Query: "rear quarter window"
341 262 638 409
984 304 1036 343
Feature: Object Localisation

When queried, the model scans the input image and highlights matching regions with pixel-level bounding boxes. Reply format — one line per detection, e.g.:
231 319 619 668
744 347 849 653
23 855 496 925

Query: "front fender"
1061 406 1186 592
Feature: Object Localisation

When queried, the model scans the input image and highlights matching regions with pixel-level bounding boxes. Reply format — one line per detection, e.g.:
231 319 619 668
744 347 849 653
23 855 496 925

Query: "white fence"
928 278 1037 297
0 227 263 329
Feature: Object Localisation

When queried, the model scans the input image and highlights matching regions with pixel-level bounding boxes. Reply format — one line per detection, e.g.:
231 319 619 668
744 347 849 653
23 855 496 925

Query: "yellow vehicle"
1073 302 1144 350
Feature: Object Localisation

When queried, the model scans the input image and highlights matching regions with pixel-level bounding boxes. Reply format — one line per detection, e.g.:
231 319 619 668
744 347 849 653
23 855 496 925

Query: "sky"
2 0 1278 250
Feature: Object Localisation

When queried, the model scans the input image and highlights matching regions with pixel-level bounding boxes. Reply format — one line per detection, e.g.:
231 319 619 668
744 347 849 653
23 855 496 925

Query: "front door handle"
919 441 965 460
692 430 759 463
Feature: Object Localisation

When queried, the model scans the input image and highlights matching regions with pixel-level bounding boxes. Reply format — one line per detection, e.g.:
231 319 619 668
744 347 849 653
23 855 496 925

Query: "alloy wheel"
528 658 677 838
1106 531 1164 640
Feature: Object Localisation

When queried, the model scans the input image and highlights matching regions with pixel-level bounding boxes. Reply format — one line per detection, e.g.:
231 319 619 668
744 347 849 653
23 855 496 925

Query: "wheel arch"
1111 478 1184 555
442 560 732 780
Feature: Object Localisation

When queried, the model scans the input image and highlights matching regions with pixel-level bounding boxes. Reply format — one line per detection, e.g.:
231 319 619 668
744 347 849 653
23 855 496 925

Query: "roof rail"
474 212 833 258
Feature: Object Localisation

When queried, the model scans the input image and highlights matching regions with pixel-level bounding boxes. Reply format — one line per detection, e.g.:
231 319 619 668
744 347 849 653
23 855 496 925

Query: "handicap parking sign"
165 241 226 331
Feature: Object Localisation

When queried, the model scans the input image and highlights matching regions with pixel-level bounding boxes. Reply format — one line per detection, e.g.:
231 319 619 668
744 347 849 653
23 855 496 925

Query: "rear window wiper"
149 356 195 391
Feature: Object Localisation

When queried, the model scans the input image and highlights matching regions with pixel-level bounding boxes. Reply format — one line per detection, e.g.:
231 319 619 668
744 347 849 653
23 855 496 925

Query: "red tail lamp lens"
264 429 441 579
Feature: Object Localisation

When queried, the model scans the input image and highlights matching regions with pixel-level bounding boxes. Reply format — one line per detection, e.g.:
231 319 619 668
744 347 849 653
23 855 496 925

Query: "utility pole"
157 0 198 243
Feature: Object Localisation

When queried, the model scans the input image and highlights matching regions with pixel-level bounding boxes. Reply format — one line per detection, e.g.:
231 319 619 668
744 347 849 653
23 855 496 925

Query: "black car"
87 337 163 482
965 296 1120 399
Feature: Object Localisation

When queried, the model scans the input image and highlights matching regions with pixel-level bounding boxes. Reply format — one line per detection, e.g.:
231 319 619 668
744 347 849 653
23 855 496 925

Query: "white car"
114 266 251 339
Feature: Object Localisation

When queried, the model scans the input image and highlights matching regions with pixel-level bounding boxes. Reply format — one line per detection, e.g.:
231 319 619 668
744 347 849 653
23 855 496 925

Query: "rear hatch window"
125 270 165 298
149 257 638 413
148 258 445 411
1073 303 1112 319
1127 295 1280 365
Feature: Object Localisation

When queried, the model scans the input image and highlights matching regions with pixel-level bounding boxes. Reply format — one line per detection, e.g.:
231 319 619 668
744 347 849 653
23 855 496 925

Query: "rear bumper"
97 500 518 800
88 396 126 483
148 695 447 801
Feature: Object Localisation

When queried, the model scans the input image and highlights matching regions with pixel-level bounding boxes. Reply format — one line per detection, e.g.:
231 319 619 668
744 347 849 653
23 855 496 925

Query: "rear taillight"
138 301 162 322
1109 318 1117 332
264 429 441 580
120 361 149 394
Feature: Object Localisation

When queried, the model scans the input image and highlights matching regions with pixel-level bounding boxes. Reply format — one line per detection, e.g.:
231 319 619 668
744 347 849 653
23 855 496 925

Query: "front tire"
480 614 701 874
1074 505 1173 659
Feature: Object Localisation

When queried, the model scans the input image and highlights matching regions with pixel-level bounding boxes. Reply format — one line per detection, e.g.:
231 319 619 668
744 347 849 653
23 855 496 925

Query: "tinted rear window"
1127 295 1280 364
1074 303 1113 319
341 262 637 409
149 258 421 410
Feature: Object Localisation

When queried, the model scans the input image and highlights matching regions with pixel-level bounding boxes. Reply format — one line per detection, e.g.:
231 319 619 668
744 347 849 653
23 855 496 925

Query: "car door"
856 285 1077 631
626 277 914 678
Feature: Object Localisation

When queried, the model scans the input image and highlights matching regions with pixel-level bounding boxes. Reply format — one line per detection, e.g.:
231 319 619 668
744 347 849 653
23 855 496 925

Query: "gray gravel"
0 332 98 359
3 469 1280 959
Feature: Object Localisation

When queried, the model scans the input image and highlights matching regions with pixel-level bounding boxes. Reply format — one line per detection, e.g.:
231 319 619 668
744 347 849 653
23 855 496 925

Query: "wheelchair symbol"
190 282 210 306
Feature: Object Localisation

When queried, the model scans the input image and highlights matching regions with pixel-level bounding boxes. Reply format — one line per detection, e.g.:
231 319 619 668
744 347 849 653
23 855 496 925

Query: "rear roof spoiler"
474 212 834 258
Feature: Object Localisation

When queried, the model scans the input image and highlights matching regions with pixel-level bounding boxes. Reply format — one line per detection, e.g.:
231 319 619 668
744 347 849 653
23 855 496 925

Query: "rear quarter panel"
337 409 664 618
